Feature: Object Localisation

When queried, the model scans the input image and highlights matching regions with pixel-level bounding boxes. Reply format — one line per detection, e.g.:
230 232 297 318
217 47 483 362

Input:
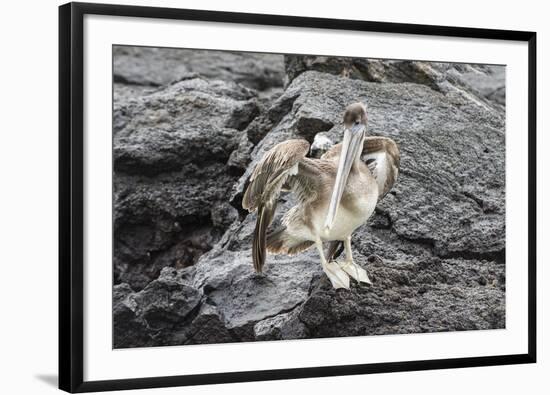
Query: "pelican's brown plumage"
242 103 400 289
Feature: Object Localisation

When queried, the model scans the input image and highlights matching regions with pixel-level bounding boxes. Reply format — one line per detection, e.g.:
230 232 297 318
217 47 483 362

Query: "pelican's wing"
362 136 400 200
242 139 317 272
321 136 399 200
319 143 341 161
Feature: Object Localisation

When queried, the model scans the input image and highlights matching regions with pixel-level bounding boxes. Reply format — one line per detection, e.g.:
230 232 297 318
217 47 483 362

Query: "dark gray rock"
190 245 321 338
114 83 158 103
226 90 301 177
114 46 285 91
293 255 504 338
112 268 204 347
132 268 202 331
284 56 448 87
180 303 236 345
113 76 257 290
113 283 153 348
254 309 309 341
227 134 255 173
113 163 237 290
285 56 505 111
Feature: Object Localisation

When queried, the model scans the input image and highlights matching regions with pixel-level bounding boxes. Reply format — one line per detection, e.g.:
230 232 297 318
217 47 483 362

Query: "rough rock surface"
113 47 505 348
113 76 257 290
285 56 505 111
114 46 285 90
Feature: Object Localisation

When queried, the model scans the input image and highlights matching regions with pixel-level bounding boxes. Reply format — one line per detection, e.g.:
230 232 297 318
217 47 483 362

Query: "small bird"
242 103 399 289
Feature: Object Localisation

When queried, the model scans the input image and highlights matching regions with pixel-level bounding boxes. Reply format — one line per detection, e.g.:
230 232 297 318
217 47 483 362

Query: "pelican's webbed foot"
339 261 372 285
316 238 350 290
341 236 372 285
322 261 350 289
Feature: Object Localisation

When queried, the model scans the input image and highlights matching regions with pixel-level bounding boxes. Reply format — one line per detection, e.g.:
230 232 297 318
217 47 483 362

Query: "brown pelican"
242 103 399 289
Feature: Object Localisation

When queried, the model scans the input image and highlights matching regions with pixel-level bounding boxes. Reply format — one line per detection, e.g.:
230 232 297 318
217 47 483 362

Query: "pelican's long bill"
324 123 366 230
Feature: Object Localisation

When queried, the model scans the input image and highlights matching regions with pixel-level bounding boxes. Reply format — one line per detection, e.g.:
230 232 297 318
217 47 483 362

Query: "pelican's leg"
339 236 372 284
315 238 350 289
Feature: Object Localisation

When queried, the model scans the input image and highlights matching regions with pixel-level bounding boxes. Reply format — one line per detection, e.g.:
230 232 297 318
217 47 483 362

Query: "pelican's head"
324 102 368 231
343 102 368 129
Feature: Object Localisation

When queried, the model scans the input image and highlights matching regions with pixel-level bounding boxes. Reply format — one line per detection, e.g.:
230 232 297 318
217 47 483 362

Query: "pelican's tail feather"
252 203 276 273
266 227 313 256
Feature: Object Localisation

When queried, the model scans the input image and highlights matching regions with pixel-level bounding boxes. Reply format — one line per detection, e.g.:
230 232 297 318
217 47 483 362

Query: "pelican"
242 103 399 289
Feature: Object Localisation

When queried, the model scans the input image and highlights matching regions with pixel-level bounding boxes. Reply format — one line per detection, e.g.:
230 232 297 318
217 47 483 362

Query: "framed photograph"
59 2 537 392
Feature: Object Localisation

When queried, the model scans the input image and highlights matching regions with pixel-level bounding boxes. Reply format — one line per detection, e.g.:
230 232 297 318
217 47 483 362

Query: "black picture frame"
59 2 537 393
